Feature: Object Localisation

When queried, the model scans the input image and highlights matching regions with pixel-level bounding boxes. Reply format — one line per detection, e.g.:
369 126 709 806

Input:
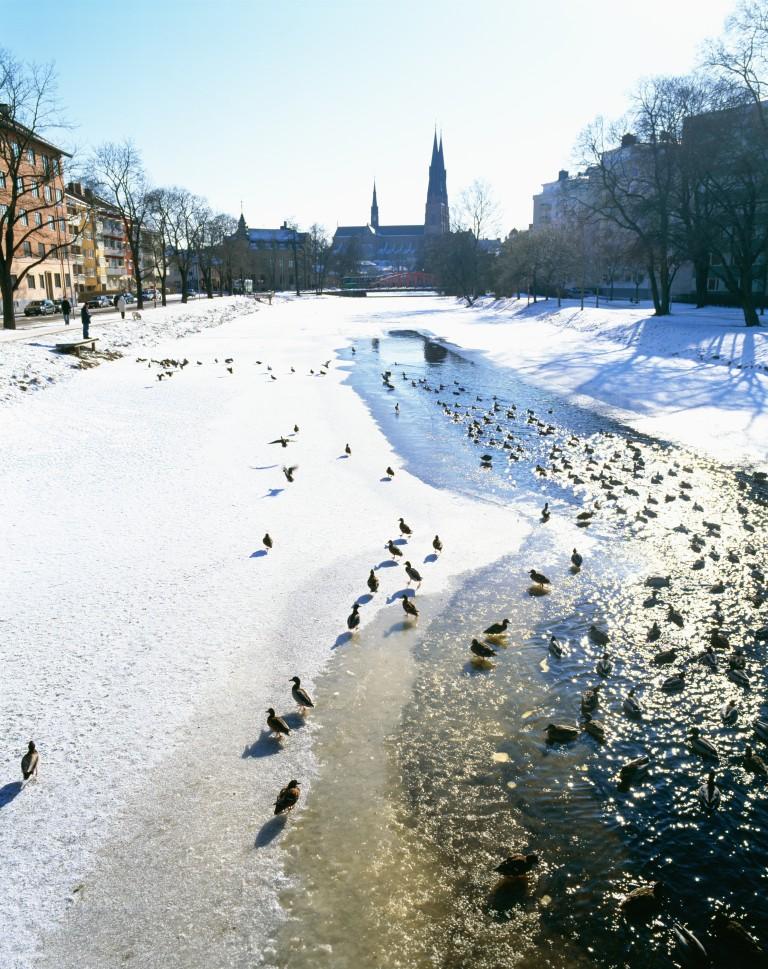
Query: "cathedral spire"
425 131 449 234
370 179 379 229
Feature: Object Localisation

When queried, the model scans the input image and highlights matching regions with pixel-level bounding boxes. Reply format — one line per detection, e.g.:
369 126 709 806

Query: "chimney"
557 169 569 182
0 103 10 118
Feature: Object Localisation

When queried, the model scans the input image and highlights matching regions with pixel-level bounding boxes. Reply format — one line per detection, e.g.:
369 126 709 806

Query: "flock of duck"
371 348 768 962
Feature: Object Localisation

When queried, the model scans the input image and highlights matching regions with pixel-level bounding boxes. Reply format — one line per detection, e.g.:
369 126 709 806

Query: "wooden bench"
55 338 99 356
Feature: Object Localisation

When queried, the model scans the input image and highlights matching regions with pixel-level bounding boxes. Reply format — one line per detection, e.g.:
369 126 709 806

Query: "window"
22 241 32 256
56 189 63 202
42 156 50 174
38 274 44 287
15 175 24 191
20 209 28 226
34 212 42 226
54 273 61 287
0 203 7 219
31 183 40 198
65 273 70 288
0 171 5 188
12 142 20 159
28 275 36 288
38 242 45 257
44 186 51 202
27 148 36 165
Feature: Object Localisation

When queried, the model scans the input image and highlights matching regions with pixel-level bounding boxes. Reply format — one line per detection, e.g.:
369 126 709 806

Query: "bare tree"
0 50 81 328
705 0 768 132
162 188 206 301
197 211 235 298
307 223 331 293
146 187 175 306
86 140 151 309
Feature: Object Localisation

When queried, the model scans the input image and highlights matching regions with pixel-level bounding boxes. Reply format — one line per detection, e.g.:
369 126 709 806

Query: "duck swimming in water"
589 625 609 647
274 779 301 815
545 722 579 742
582 715 606 742
619 881 663 920
619 755 650 784
753 719 768 742
289 676 314 712
689 727 720 759
549 635 565 658
494 853 539 880
744 744 768 776
721 699 738 724
698 771 721 810
266 708 291 739
596 652 613 677
623 688 642 718
661 670 685 691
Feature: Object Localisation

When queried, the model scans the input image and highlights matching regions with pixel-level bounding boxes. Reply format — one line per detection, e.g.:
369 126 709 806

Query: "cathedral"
332 133 450 272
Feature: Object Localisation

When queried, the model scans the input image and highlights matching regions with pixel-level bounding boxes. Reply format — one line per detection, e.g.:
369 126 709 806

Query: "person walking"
61 296 71 326
116 293 126 320
80 301 91 339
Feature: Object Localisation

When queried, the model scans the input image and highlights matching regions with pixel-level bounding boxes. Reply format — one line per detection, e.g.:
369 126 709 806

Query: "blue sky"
4 0 736 234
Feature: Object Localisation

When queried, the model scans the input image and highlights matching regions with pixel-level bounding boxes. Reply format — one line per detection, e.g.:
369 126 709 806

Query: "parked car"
86 295 111 309
24 299 56 317
184 290 199 299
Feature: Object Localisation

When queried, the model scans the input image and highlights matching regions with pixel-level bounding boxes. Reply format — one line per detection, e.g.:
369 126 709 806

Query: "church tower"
424 132 449 234
370 181 379 229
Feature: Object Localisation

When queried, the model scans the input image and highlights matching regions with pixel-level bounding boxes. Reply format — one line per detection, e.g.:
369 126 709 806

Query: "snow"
410 296 768 467
1 291 765 967
0 295 528 969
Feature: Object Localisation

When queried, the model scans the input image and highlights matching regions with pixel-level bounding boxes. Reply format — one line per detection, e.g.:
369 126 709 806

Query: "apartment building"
0 104 74 314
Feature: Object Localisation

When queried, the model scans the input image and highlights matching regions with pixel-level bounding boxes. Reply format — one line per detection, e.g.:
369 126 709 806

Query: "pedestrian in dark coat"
80 302 91 339
61 297 71 325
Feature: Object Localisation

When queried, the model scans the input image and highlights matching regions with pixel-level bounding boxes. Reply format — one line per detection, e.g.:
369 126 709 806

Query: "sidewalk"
0 312 124 344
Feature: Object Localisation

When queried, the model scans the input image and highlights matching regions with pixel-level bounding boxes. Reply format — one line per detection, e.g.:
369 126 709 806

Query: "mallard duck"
266 708 291 738
619 881 662 919
545 722 579 742
398 517 412 537
729 648 746 670
549 635 564 658
432 535 443 554
263 533 273 550
471 638 496 658
667 605 685 627
753 719 768 742
483 618 509 637
710 628 729 648
581 685 601 713
745 744 768 776
289 676 314 711
596 652 613 677
386 466 396 478
347 603 360 630
494 853 538 879
404 561 422 586
386 540 403 559
698 771 720 810
728 667 751 688
540 502 550 522
583 716 606 742
367 569 379 593
589 625 609 647
689 727 720 759
344 443 351 455
619 755 650 783
529 569 550 587
671 923 709 966
647 621 661 642
652 647 677 665
643 590 660 608
21 741 39 780
661 670 685 691
274 779 301 815
623 688 642 718
721 699 738 724
570 548 583 569
402 597 419 619
645 575 670 589
699 646 718 671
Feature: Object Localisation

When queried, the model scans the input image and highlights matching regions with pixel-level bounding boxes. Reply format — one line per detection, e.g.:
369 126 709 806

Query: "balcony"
106 266 125 277
102 245 125 256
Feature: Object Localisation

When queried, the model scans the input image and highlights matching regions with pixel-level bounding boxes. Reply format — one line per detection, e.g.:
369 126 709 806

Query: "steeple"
236 212 247 236
424 131 449 234
370 180 379 229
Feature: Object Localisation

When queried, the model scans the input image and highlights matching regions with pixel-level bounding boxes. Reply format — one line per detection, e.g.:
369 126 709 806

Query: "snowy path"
0 297 524 969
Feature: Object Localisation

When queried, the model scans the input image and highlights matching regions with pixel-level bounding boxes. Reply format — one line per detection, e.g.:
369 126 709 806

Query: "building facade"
332 133 450 272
